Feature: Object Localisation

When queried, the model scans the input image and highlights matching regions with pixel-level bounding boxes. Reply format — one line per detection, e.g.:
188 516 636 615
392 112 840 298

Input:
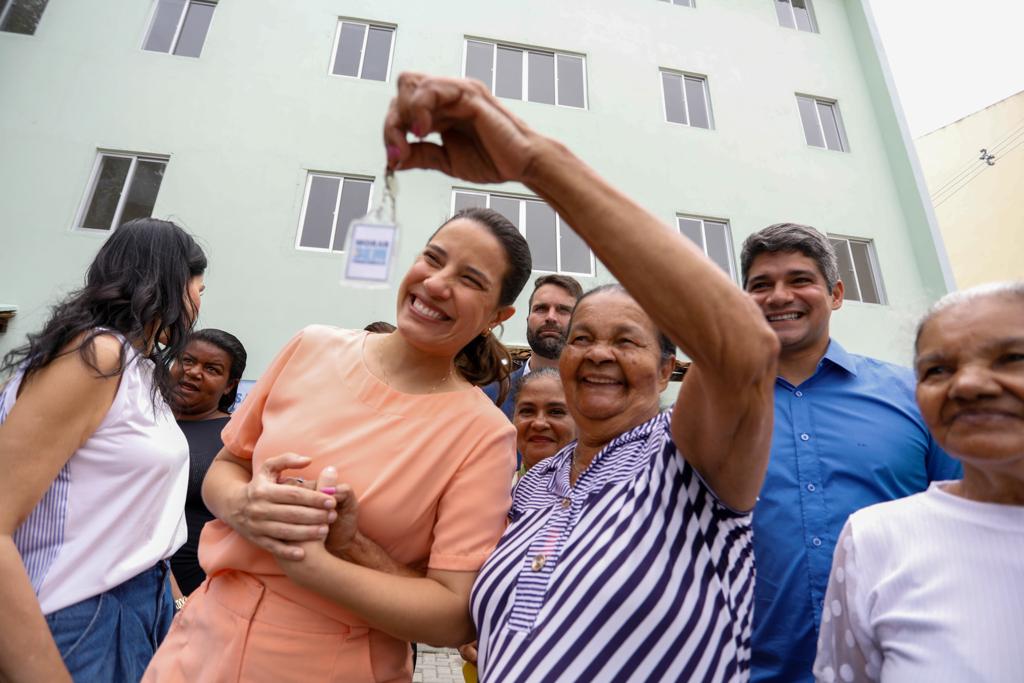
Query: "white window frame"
828 234 887 305
142 0 216 56
461 38 588 110
451 189 596 277
0 0 48 34
659 69 715 130
775 0 818 33
658 0 695 7
73 151 169 233
294 172 374 254
328 19 397 82
796 94 848 152
676 214 736 280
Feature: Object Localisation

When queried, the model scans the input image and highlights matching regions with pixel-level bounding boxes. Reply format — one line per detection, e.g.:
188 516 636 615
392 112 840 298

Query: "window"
828 236 886 304
797 95 847 151
143 0 216 58
77 153 168 231
330 20 395 81
659 0 695 6
660 70 713 129
296 174 373 252
677 215 735 278
453 190 594 276
464 39 586 109
775 0 817 32
0 0 49 35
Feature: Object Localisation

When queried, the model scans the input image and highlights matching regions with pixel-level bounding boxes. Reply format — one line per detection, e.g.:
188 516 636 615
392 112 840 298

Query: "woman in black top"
169 329 247 595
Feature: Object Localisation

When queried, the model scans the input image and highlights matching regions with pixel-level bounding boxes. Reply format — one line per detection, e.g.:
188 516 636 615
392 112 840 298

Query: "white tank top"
1 343 188 614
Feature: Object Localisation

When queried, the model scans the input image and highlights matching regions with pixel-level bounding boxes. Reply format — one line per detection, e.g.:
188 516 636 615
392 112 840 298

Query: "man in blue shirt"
741 223 961 683
484 274 581 419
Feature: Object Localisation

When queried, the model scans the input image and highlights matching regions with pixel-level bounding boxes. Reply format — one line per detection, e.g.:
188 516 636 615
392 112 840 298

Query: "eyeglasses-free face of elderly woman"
913 286 1024 499
513 370 576 471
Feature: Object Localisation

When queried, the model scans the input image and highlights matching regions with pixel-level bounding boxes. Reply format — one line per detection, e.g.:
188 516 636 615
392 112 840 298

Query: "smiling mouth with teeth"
410 295 450 321
767 312 803 322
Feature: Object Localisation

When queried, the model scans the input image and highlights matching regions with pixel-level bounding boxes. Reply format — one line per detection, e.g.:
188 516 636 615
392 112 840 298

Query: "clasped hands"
227 453 358 565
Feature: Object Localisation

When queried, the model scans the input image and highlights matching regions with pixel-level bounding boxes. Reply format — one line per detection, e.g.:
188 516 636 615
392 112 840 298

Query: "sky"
868 0 1024 137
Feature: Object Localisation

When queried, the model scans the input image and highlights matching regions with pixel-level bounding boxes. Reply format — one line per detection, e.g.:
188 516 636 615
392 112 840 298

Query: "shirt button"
812 537 822 547
800 433 810 441
807 483 816 492
531 554 547 571
795 391 803 397
560 498 571 509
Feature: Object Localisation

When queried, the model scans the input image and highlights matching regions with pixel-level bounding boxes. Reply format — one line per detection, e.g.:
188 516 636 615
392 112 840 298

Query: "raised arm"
0 336 121 683
384 74 778 509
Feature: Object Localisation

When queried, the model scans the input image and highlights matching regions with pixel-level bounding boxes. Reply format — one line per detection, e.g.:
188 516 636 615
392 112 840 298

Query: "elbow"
422 614 476 649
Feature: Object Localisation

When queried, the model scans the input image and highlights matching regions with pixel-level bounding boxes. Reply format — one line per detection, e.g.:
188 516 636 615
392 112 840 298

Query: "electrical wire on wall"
929 117 1024 208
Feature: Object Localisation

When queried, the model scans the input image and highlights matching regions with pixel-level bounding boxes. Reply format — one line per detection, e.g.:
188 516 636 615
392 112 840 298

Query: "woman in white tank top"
0 218 207 682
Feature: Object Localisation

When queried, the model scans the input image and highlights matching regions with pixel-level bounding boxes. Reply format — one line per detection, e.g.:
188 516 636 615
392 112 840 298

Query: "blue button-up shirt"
751 340 962 683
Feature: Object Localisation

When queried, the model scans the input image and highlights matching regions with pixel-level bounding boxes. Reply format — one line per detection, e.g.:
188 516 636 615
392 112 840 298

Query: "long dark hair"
435 208 532 405
1 218 208 404
187 328 247 413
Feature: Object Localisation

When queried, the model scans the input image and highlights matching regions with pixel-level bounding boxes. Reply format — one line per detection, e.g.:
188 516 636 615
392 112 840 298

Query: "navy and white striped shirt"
471 409 755 682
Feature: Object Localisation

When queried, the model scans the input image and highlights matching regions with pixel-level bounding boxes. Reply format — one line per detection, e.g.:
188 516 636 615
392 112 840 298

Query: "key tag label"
342 171 399 288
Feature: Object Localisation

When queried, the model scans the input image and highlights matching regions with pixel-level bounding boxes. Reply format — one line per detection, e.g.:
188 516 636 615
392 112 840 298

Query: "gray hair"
513 368 563 407
740 223 839 292
914 280 1024 352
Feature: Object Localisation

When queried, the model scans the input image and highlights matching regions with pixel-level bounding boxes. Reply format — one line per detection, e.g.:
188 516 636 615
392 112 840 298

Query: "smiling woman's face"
514 375 576 470
560 290 673 442
914 294 1024 468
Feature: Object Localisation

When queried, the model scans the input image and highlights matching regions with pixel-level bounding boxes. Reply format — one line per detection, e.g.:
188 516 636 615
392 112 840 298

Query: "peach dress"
144 326 515 683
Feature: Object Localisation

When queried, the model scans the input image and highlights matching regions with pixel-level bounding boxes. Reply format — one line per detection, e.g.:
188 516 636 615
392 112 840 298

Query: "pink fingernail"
386 145 400 162
321 486 337 495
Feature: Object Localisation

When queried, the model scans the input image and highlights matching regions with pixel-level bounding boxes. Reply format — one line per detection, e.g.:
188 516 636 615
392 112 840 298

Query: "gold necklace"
376 339 454 394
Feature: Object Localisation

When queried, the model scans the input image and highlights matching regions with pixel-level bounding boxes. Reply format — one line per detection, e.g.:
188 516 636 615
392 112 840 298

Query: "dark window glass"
495 46 523 99
830 238 861 301
775 0 796 28
559 221 591 274
850 241 881 303
119 160 166 225
489 196 521 228
465 40 494 90
527 51 556 105
0 0 50 35
523 200 557 271
818 101 844 151
703 221 733 276
453 192 487 212
299 176 340 249
797 96 825 147
361 26 393 81
662 72 687 125
173 1 215 58
81 156 132 230
685 76 710 129
143 0 185 52
678 217 703 247
333 179 372 251
792 0 816 32
333 22 366 77
556 55 585 108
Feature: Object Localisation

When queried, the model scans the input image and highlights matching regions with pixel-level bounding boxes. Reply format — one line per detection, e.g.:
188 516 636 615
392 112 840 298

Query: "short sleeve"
220 329 306 460
428 423 516 571
813 521 882 683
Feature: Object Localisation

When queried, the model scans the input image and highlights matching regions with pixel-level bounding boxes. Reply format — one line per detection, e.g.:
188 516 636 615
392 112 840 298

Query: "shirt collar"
820 338 858 376
522 356 534 377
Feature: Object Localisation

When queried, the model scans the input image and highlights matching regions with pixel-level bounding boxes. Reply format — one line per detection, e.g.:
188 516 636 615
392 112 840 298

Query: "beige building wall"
915 90 1024 288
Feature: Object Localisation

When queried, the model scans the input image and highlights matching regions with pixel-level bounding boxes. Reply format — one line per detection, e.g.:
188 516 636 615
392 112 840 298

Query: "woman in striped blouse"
385 73 780 682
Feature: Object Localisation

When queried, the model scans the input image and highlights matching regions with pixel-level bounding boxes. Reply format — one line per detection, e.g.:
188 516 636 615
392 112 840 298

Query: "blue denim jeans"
45 561 174 682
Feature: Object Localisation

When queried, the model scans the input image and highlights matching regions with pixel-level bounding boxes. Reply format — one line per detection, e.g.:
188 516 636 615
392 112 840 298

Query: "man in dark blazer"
484 274 583 419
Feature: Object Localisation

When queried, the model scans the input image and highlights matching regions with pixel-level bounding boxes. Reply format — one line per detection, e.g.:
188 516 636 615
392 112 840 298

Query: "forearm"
340 533 422 579
200 456 250 523
524 139 777 376
0 540 71 683
281 553 474 646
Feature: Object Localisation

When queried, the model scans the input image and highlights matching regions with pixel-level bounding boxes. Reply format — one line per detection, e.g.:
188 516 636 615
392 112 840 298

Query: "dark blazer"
482 364 527 421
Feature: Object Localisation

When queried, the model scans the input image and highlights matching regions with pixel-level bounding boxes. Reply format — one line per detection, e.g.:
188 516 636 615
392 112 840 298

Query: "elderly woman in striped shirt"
384 73 779 682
